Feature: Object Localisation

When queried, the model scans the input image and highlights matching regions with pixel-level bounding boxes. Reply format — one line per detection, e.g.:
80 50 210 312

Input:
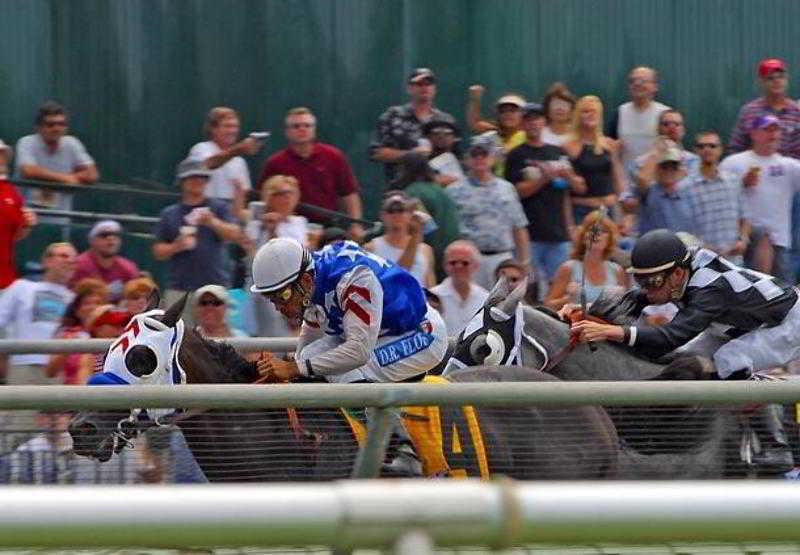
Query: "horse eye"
125 345 158 377
469 334 491 363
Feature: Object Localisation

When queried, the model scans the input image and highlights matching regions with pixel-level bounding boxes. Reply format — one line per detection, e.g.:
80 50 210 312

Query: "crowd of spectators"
2 58 800 480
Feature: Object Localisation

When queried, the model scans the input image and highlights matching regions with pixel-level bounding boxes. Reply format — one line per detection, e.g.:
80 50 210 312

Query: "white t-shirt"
188 141 251 201
0 279 74 365
248 214 308 248
617 101 671 165
371 236 429 286
430 277 489 335
719 151 800 248
542 126 570 147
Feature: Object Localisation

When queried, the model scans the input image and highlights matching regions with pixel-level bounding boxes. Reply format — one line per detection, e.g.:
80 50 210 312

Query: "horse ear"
484 276 512 307
495 277 528 315
145 288 161 312
161 293 189 328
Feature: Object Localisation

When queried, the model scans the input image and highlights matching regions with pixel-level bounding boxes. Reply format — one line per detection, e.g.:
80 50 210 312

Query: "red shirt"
71 250 140 301
0 180 24 288
258 142 359 223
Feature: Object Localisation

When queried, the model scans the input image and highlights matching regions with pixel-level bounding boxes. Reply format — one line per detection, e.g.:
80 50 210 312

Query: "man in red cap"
729 58 800 159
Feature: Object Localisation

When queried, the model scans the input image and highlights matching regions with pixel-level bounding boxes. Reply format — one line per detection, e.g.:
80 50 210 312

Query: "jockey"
568 228 799 473
250 237 449 474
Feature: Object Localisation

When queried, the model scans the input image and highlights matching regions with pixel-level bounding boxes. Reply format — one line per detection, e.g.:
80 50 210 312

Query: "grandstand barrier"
0 337 300 354
1 481 800 549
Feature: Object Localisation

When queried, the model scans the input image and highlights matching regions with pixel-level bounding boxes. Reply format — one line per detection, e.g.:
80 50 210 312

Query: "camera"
249 131 271 141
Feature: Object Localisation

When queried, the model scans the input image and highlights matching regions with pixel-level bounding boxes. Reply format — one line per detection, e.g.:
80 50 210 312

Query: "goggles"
264 286 294 303
633 271 669 290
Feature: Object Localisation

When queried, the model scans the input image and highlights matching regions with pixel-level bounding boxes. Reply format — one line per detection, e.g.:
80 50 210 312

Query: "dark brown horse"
69 295 620 481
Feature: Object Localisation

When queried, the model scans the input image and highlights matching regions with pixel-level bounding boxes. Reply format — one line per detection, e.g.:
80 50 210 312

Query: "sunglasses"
628 77 653 85
446 260 472 268
633 271 669 290
287 122 314 129
765 73 787 81
198 299 225 307
96 232 121 239
43 120 67 128
695 143 720 149
263 286 294 303
384 207 408 214
660 121 683 127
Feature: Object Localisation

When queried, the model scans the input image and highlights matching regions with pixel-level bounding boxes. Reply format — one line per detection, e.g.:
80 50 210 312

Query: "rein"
536 310 609 373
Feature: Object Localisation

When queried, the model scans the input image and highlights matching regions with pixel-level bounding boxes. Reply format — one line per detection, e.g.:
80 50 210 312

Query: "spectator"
720 115 800 281
633 109 700 189
505 103 586 291
632 147 694 236
430 240 489 335
370 68 456 184
446 134 530 289
6 412 80 484
260 107 362 237
45 278 108 386
188 106 263 214
685 131 749 265
729 58 800 159
191 285 247 339
152 159 241 309
366 191 436 288
14 101 98 218
545 212 626 310
390 153 461 279
121 277 159 315
606 66 671 169
0 140 36 290
421 119 465 185
493 258 528 290
244 175 308 251
84 305 133 378
0 242 76 385
542 82 577 147
465 85 527 175
71 220 139 302
563 95 625 224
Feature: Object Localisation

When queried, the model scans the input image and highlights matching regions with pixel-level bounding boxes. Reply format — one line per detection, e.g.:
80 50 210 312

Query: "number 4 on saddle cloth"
339 376 490 478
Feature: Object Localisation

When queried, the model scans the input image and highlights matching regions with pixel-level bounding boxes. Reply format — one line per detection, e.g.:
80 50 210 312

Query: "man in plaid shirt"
686 131 749 265
729 58 800 159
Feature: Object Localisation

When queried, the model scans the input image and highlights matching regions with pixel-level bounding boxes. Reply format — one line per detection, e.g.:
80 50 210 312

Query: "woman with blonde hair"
563 96 625 225
545 210 627 311
245 174 309 251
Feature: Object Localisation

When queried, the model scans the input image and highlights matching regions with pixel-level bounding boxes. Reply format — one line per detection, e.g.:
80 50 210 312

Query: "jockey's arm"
297 267 383 377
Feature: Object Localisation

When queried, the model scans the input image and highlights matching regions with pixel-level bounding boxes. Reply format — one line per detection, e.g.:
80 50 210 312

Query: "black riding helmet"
628 230 691 288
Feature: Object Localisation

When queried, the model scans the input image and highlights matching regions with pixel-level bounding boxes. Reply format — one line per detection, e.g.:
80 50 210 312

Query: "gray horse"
441 279 743 479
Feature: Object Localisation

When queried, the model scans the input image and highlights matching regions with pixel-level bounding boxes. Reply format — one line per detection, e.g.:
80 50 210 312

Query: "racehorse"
441 278 746 479
69 294 620 481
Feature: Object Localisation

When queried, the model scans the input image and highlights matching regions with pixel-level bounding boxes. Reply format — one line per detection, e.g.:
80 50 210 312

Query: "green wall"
3 0 800 227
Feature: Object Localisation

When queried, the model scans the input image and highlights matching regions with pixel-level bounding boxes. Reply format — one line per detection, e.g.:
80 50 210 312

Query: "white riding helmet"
250 237 314 294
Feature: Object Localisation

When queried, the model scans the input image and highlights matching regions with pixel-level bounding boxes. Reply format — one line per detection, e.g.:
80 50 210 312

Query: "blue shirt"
638 182 694 236
311 241 427 336
155 200 235 289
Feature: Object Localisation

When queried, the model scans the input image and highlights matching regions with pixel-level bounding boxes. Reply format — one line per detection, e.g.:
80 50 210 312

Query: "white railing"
1 481 799 550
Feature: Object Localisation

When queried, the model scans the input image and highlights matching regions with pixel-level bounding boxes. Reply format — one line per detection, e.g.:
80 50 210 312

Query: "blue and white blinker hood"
88 309 187 418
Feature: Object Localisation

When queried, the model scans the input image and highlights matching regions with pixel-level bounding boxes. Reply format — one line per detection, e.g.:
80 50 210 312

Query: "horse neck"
179 329 252 384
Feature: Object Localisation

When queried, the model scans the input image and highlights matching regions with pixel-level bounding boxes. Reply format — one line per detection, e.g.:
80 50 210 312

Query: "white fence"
1 481 800 550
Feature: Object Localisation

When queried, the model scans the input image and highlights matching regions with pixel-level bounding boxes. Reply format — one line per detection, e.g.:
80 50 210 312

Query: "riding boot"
750 404 795 475
377 408 422 477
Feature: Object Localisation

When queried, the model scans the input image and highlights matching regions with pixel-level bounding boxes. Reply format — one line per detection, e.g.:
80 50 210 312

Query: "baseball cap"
496 94 526 108
658 147 683 165
751 114 782 131
408 67 436 84
88 219 122 240
176 158 212 180
193 284 230 306
522 102 545 118
421 119 459 136
758 58 787 78
382 191 415 211
468 133 500 156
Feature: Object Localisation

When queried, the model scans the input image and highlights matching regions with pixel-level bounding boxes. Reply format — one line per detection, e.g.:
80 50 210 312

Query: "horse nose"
68 415 99 456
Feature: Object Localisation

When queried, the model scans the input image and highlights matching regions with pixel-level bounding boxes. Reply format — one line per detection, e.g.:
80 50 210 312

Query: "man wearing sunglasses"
251 237 448 474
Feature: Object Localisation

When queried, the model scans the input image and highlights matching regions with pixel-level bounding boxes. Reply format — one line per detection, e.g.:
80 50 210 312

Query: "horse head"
442 277 539 374
69 292 191 461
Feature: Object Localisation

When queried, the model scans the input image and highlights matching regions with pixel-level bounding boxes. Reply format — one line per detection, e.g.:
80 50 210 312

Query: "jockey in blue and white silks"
251 238 447 384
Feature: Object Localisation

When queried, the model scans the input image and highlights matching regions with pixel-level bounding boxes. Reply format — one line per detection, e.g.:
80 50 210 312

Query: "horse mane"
180 326 258 384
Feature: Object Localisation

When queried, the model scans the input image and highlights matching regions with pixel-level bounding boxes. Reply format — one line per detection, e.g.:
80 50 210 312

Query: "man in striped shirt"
729 58 800 159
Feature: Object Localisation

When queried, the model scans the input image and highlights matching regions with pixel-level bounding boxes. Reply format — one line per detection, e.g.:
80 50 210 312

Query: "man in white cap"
191 284 248 339
251 237 448 474
71 220 140 302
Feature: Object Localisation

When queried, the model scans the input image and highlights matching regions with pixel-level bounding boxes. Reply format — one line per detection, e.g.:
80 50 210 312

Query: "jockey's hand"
257 355 300 382
570 320 624 344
